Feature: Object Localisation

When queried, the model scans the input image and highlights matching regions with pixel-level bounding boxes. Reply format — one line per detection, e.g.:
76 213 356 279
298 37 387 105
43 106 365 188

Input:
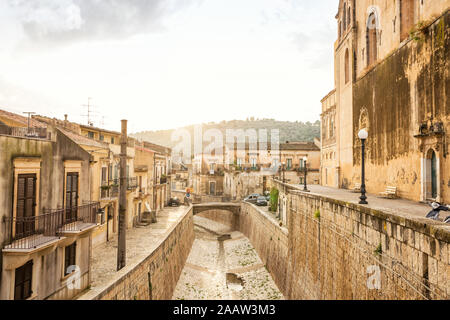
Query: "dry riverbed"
172 216 284 300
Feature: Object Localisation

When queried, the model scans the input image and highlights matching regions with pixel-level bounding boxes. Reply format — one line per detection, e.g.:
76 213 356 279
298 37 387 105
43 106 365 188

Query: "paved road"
287 184 450 224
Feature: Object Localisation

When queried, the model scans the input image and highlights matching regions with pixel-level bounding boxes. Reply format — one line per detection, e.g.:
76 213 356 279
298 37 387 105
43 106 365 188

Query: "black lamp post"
302 156 310 192
358 129 368 204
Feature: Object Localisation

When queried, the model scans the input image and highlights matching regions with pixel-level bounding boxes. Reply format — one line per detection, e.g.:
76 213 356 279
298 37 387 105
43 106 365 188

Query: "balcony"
2 202 100 251
100 179 119 200
127 177 138 190
0 125 50 140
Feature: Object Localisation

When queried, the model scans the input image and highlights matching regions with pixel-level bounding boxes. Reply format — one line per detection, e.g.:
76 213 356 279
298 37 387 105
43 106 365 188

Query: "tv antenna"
23 112 36 131
81 97 97 126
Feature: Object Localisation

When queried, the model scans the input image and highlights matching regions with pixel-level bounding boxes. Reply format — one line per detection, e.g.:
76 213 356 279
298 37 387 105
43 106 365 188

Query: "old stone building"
193 152 225 198
322 1 450 203
321 90 338 187
0 110 98 300
221 141 321 200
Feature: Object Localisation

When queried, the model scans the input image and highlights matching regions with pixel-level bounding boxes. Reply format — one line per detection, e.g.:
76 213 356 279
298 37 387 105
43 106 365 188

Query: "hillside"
131 119 320 149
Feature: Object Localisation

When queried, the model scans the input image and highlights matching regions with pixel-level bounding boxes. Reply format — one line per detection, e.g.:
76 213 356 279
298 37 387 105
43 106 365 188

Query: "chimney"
64 114 68 121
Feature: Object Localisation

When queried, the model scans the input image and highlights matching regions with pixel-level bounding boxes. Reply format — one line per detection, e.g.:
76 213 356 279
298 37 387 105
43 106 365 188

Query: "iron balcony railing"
127 177 138 190
0 125 50 140
100 179 119 199
3 202 99 250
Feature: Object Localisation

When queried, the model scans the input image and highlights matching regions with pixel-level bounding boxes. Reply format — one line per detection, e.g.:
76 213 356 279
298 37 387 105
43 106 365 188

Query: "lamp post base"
359 196 368 205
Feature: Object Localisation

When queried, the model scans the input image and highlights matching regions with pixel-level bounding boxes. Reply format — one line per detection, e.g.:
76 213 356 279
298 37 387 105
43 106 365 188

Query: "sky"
0 0 337 133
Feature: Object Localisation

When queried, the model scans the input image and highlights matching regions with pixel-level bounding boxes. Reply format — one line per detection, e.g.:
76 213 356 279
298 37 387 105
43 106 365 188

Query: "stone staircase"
136 210 157 227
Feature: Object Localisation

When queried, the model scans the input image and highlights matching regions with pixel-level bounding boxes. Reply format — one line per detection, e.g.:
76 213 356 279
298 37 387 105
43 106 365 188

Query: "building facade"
0 110 98 300
322 1 450 202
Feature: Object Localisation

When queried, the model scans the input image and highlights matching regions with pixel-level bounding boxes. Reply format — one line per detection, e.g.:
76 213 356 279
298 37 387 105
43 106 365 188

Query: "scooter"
426 202 450 223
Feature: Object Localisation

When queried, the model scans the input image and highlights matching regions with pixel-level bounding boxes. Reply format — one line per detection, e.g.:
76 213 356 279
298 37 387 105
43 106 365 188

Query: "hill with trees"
131 118 320 149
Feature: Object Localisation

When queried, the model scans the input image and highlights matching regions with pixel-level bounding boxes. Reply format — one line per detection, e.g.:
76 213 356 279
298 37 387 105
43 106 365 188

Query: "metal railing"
3 202 99 250
100 179 119 199
0 125 50 140
127 177 138 190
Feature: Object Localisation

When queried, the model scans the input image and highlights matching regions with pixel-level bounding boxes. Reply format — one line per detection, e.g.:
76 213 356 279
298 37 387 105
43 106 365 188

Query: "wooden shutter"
14 260 33 300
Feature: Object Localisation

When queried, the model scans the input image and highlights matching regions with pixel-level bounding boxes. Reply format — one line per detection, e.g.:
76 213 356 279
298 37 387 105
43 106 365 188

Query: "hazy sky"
0 0 337 133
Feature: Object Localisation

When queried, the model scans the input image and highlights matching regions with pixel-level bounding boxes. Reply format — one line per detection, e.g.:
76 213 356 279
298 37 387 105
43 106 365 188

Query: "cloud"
6 0 201 47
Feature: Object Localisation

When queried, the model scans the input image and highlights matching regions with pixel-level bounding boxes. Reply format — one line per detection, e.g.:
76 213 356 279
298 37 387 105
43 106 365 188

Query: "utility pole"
117 120 127 271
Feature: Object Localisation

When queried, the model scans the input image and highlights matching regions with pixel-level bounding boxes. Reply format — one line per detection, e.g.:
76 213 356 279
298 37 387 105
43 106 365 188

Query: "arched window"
338 21 341 39
367 13 378 66
344 49 350 84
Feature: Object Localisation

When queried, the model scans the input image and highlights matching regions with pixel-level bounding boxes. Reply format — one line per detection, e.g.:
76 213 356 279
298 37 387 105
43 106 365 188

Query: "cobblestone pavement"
172 216 284 300
287 184 450 224
87 206 188 291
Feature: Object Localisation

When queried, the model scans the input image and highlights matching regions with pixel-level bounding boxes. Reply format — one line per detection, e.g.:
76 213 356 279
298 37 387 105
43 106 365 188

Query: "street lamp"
282 162 286 183
302 156 310 192
358 129 368 204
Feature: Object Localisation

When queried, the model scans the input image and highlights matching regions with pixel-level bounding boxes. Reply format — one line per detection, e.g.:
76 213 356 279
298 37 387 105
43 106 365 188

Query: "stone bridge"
192 202 241 216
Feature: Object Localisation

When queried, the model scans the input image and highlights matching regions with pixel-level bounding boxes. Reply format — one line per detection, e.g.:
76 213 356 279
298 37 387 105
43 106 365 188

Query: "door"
431 151 437 199
16 174 37 239
66 173 79 222
210 181 216 195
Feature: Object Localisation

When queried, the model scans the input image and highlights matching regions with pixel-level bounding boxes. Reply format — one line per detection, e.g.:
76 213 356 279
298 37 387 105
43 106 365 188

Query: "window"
65 173 79 222
64 243 76 276
88 131 94 139
237 158 242 167
400 0 415 41
367 13 378 66
345 49 350 84
108 164 113 181
348 6 351 27
111 137 115 144
251 158 257 168
101 167 107 185
99 134 104 141
343 3 347 30
14 260 33 300
330 116 335 138
16 174 37 239
287 159 292 170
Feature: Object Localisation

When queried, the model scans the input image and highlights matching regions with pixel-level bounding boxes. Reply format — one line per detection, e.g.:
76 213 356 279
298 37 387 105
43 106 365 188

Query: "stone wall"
239 203 289 295
239 182 449 299
284 190 449 299
79 207 194 300
197 209 238 230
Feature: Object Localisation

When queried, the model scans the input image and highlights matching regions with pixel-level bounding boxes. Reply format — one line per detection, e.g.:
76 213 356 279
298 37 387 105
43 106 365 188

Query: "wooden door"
16 174 37 239
65 173 79 222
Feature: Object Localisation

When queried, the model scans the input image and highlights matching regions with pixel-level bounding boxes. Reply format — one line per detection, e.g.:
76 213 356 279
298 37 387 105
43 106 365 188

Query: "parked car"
244 193 260 203
168 197 181 207
256 196 268 206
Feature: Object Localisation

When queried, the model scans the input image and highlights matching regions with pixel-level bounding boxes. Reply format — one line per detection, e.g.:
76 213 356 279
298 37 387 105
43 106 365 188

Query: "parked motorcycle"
426 202 450 223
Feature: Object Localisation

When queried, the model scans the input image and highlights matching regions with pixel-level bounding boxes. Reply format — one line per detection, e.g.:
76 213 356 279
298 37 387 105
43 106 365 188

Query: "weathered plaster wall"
352 11 450 202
